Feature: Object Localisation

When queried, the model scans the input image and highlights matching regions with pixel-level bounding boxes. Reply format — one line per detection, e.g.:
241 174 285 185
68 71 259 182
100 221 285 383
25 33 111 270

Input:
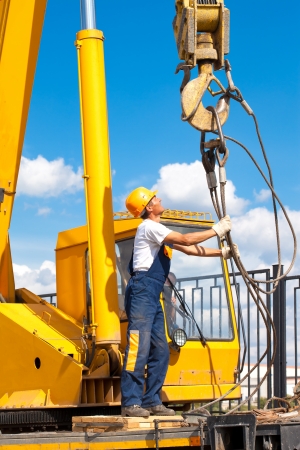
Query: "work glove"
212 215 231 238
222 244 240 260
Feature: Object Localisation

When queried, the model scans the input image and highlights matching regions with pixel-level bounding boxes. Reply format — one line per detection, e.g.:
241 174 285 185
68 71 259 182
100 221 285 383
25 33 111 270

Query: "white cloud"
231 207 299 275
254 188 271 203
151 160 249 216
17 155 83 197
37 207 52 216
13 260 56 295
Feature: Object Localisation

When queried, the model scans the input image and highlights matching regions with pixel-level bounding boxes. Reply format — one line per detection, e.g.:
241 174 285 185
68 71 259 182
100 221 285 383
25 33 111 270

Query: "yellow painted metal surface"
18 288 84 350
0 389 53 408
76 29 120 345
165 340 239 387
56 241 88 323
0 304 83 407
173 0 227 69
196 5 220 32
56 225 88 251
0 234 14 302
56 220 139 322
0 303 82 359
0 0 10 59
162 383 240 402
0 0 47 301
0 435 195 450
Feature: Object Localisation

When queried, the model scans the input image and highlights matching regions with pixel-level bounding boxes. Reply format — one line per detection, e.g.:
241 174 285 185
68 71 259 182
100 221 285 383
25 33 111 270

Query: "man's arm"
173 243 240 260
164 229 216 246
163 215 231 246
173 243 222 257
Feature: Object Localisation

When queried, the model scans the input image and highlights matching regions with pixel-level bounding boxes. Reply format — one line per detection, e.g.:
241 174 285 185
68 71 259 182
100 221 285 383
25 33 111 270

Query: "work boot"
121 405 150 417
145 404 175 416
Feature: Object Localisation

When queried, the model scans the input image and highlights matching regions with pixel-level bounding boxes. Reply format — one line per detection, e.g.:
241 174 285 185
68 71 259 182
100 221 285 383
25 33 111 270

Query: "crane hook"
181 62 230 132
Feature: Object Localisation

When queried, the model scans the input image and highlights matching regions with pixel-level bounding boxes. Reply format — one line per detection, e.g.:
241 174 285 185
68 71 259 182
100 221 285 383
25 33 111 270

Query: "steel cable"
202 183 277 414
198 102 289 412
211 129 297 293
201 144 277 413
179 59 296 414
218 62 296 290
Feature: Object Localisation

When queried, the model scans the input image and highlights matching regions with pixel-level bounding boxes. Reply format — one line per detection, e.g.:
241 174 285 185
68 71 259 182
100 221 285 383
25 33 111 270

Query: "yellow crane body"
0 288 84 408
0 213 240 410
0 0 242 441
55 213 240 407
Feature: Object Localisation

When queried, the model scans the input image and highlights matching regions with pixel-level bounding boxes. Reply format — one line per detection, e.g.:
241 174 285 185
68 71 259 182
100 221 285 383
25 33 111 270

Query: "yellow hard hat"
126 187 158 218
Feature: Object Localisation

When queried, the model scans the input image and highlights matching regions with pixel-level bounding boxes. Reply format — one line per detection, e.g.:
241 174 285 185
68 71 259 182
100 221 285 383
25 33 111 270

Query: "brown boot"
121 405 150 417
145 404 175 416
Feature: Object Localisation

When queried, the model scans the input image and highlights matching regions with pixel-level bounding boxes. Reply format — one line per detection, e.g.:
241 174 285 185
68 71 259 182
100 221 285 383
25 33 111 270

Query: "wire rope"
179 59 297 413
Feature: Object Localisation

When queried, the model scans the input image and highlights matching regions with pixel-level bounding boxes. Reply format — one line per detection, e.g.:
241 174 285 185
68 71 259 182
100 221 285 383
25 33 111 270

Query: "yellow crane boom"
0 0 47 302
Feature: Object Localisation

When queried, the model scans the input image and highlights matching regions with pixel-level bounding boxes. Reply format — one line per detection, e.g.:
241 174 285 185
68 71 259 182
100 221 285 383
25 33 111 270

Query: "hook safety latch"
175 62 192 94
181 63 230 132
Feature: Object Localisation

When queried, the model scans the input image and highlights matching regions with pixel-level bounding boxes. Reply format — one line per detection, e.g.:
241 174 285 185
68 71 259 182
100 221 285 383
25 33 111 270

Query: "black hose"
85 341 96 368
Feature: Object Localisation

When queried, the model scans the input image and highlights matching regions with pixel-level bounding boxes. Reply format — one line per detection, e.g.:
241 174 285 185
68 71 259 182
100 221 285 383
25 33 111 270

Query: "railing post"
266 269 272 401
272 264 286 399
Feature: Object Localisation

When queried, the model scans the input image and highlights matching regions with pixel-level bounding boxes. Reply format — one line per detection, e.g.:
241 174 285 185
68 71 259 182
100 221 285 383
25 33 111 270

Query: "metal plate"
281 424 300 450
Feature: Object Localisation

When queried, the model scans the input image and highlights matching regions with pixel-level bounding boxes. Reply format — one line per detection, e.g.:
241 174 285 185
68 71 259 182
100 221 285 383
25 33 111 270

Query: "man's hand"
222 244 240 260
212 215 231 238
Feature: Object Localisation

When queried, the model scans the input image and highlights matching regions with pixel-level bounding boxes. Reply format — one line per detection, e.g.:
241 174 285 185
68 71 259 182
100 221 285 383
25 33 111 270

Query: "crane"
0 1 297 449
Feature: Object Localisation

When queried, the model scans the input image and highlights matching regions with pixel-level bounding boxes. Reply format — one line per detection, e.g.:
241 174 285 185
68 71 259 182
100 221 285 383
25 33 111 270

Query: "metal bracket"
154 418 185 450
0 188 16 202
207 414 256 450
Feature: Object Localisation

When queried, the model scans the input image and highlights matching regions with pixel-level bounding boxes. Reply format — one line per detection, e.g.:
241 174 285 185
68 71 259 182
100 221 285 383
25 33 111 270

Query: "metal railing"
228 265 300 409
179 264 300 411
39 293 57 307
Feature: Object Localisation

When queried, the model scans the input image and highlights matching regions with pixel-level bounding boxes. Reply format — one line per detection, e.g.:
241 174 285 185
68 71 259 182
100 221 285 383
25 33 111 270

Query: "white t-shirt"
133 219 172 270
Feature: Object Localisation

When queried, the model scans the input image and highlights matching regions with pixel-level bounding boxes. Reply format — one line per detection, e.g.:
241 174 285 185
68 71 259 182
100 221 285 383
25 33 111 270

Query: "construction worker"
121 187 236 417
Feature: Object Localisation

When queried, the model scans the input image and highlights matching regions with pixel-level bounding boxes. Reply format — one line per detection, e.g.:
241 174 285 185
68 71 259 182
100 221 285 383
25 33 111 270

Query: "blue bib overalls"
121 244 171 408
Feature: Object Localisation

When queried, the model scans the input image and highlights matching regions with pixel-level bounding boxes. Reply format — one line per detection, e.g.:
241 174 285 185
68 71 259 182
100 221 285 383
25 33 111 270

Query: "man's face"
147 196 165 215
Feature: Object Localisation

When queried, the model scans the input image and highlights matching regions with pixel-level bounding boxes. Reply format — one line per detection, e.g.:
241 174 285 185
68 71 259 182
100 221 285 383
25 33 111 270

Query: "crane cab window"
115 223 234 341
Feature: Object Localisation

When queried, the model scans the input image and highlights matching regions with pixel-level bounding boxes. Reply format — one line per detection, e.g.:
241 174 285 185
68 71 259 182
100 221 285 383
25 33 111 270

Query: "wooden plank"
72 414 186 433
73 415 124 424
72 426 86 432
73 422 123 428
72 416 83 423
124 416 183 424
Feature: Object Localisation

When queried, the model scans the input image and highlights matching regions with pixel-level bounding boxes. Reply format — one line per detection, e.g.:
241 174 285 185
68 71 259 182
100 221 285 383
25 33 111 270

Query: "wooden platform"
72 415 188 433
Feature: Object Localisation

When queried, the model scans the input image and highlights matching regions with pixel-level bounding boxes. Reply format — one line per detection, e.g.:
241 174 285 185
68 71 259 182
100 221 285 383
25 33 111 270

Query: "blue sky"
10 0 300 287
